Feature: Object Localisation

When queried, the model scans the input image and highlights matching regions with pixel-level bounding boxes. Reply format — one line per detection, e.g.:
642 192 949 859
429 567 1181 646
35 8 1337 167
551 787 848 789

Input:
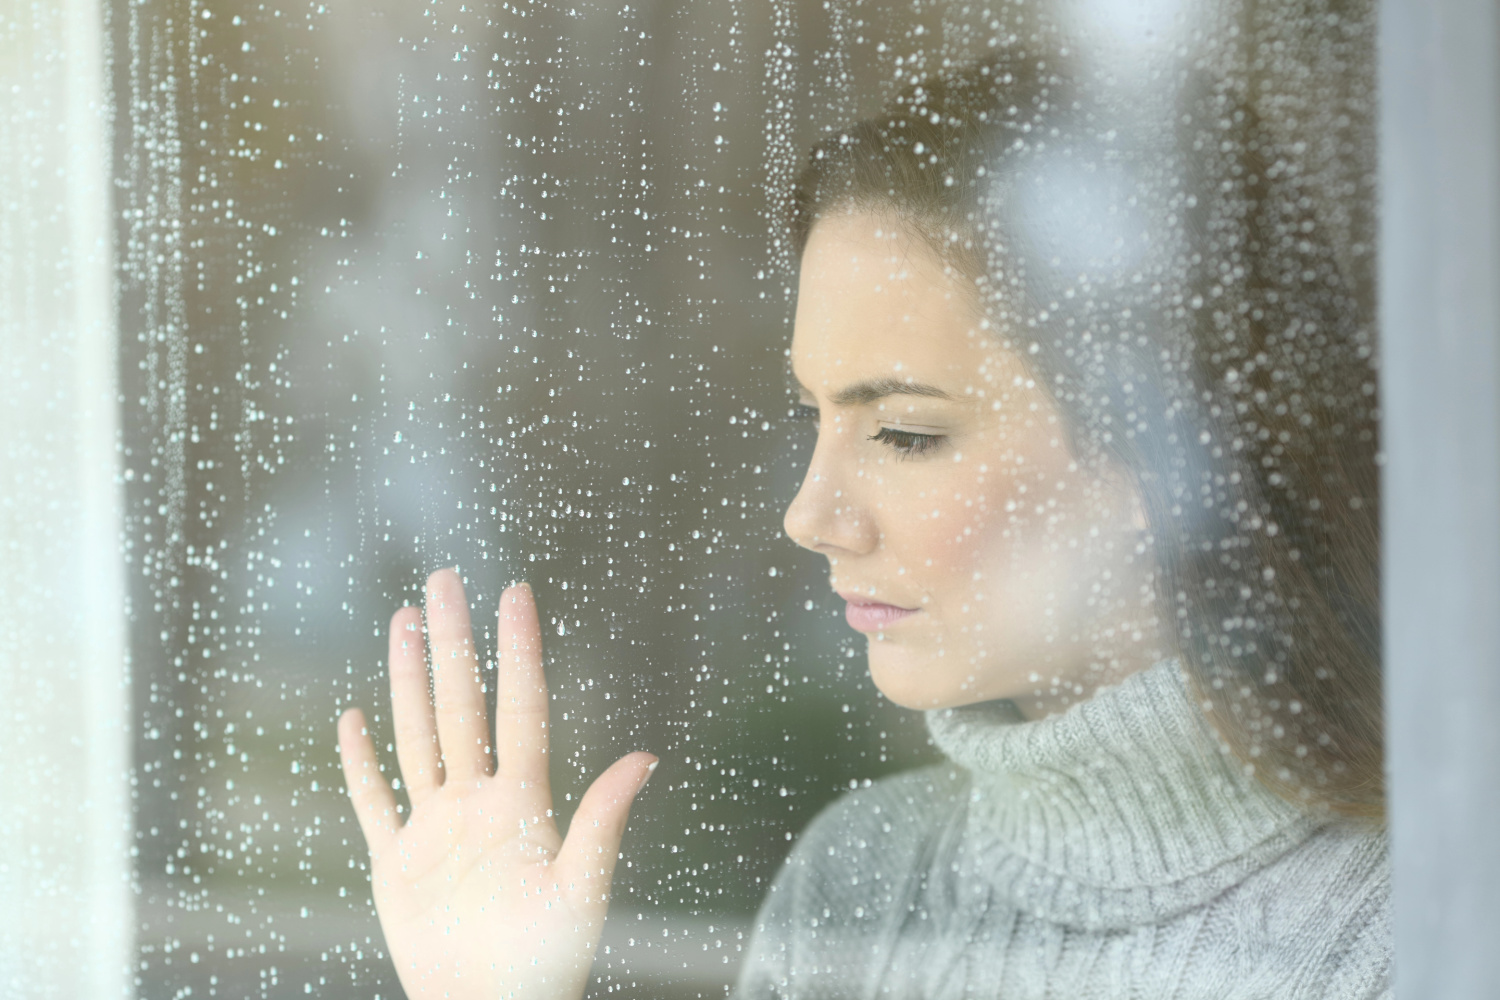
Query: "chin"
864 640 994 711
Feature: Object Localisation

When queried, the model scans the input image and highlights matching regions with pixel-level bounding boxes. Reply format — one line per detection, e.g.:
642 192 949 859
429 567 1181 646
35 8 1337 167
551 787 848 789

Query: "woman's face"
784 212 1162 716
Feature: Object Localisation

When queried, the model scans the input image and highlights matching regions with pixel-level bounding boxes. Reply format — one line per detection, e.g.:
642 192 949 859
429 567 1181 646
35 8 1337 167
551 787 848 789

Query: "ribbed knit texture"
734 660 1390 999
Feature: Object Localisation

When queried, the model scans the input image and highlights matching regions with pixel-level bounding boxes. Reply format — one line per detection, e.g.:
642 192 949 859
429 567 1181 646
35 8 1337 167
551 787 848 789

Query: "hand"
338 569 656 1000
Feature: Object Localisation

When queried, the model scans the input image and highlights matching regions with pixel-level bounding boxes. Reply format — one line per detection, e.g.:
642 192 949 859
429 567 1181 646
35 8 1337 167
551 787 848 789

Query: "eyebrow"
794 375 957 407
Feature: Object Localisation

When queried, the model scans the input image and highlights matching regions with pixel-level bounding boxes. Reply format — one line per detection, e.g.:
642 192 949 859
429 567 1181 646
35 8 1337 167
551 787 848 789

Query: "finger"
425 568 493 780
388 605 441 802
338 708 399 853
555 751 657 901
495 583 552 798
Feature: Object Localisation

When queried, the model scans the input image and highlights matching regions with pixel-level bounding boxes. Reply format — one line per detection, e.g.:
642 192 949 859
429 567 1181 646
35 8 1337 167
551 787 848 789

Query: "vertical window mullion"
1380 2 1500 995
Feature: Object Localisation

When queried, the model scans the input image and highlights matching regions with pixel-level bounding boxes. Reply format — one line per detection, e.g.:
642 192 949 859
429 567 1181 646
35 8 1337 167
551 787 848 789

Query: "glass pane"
104 0 1385 997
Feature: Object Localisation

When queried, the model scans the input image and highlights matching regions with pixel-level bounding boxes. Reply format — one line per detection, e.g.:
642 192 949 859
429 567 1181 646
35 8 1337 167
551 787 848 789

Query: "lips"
838 591 920 633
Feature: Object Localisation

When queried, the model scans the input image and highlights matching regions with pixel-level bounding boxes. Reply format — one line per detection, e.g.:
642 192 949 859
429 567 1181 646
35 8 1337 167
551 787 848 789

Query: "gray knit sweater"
733 660 1390 999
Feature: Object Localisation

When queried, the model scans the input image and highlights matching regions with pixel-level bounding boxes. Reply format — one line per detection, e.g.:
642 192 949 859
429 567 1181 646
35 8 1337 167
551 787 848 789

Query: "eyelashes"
791 404 946 458
868 426 945 457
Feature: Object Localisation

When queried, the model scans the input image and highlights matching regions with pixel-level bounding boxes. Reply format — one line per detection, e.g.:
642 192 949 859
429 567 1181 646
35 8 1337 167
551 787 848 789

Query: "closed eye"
869 426 945 457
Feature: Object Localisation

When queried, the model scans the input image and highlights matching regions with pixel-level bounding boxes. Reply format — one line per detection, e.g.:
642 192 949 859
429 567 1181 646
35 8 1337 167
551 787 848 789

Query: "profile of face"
784 211 1164 717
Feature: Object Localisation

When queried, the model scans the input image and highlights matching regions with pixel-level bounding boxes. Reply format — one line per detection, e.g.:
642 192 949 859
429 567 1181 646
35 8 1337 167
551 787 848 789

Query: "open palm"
338 570 656 1000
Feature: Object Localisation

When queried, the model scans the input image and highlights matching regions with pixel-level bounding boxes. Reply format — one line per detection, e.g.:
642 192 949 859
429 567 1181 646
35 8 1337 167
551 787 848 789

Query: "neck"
1009 562 1168 721
1007 606 1169 721
1008 639 1169 721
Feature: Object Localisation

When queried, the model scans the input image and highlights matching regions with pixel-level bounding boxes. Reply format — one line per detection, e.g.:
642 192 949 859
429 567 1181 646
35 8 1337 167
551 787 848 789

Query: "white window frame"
0 0 131 995
1381 0 1500 995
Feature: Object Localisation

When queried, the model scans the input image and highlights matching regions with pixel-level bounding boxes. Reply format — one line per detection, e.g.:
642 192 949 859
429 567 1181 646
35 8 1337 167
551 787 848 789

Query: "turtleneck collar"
924 659 1323 930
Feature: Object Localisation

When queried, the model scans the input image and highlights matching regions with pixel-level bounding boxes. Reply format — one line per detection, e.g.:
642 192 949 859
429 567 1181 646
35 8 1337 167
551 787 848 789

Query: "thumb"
554 751 657 902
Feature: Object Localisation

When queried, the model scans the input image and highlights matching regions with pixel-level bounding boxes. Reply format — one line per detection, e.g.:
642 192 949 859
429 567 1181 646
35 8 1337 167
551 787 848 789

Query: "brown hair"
791 54 1383 818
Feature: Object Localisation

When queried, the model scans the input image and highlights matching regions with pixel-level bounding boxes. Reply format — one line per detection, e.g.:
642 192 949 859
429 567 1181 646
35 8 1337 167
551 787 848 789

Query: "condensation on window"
105 0 1377 997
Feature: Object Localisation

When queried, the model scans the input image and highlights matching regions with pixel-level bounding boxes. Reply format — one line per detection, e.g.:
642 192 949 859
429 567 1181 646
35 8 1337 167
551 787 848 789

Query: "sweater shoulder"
804 767 966 845
1296 820 1391 998
733 764 967 1000
790 762 968 871
1259 817 1389 927
1224 818 1391 999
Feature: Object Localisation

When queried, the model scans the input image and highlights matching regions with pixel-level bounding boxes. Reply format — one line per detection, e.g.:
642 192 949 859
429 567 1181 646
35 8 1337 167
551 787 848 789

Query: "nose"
783 429 879 557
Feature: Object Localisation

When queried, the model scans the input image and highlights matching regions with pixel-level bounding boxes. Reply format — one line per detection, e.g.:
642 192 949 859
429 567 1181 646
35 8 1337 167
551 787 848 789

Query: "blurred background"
110 1 1001 996
84 0 1371 996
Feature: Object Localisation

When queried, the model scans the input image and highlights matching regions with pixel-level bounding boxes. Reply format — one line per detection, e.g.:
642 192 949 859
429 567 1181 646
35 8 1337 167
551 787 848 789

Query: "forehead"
791 213 1021 394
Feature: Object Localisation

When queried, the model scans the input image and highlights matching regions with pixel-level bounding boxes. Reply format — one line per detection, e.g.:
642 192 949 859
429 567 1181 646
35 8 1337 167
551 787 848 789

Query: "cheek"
884 462 1034 594
915 457 1087 620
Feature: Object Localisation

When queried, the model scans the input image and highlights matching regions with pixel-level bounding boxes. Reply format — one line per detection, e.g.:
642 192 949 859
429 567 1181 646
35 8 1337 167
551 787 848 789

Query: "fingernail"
639 756 659 791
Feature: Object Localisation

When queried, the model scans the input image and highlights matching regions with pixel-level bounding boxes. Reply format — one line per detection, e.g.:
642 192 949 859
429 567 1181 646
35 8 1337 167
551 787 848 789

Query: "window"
3 0 1496 997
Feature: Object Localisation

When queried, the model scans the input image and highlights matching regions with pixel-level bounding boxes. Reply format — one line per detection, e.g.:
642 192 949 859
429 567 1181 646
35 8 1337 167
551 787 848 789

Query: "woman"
337 53 1388 999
